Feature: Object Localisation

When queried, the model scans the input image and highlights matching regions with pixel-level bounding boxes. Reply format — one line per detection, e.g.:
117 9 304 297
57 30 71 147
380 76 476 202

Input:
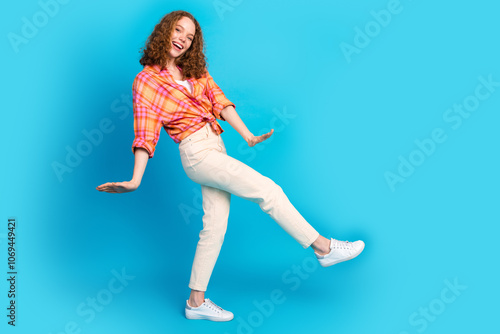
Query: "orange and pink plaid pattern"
131 64 235 158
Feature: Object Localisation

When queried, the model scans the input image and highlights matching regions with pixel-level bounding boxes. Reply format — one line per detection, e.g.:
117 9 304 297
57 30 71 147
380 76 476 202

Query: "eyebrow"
176 24 194 38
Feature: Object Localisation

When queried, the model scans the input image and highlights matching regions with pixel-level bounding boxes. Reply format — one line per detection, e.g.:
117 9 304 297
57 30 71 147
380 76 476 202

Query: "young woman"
96 10 365 322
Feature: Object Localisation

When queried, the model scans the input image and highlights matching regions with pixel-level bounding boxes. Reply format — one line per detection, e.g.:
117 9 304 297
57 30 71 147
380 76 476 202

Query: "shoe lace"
205 299 223 313
331 239 352 250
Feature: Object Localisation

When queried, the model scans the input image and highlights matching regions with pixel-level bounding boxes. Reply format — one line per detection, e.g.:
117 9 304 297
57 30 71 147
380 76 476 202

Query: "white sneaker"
315 238 365 267
185 298 234 322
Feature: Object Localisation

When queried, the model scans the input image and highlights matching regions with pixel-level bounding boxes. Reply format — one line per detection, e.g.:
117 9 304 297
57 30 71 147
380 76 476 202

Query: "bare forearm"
131 147 149 186
220 105 274 147
220 105 253 142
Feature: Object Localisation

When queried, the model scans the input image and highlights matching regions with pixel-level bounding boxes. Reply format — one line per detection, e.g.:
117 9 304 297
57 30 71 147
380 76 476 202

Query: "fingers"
97 182 115 187
262 129 274 139
96 187 116 193
257 129 274 142
247 129 275 147
98 189 118 193
96 183 112 190
96 182 121 193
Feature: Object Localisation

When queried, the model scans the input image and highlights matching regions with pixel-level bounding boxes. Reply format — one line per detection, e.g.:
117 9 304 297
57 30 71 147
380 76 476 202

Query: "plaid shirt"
131 64 235 158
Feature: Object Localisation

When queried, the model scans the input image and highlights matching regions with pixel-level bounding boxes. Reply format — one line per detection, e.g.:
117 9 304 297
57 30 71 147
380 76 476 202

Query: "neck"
165 57 177 69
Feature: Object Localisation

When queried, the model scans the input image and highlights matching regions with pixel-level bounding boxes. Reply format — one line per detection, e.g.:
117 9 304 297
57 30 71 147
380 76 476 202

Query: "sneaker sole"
319 242 365 267
185 311 234 322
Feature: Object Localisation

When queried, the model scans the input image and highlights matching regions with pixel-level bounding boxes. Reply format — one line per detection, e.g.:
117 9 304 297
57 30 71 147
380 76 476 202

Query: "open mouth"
172 41 184 51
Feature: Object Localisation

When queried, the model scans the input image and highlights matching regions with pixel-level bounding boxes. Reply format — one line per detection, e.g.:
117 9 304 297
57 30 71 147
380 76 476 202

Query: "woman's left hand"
246 129 274 147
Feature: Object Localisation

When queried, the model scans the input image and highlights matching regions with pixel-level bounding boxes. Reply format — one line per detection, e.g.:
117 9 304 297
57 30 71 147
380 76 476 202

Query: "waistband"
179 122 217 145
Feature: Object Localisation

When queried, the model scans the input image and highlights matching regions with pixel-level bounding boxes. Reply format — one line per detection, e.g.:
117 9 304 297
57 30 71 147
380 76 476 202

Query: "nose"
179 35 186 43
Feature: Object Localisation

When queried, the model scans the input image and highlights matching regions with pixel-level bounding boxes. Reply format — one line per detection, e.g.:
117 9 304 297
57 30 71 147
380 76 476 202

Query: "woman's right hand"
96 180 139 193
97 148 149 194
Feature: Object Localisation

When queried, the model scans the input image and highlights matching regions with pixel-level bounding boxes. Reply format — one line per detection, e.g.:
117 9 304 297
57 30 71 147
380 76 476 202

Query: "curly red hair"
139 10 207 79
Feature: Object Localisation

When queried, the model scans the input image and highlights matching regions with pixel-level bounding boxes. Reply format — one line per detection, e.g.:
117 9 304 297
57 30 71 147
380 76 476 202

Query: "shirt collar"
146 64 197 96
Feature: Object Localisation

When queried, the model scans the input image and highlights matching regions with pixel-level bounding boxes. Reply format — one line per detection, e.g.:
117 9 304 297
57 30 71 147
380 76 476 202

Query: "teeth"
173 42 183 49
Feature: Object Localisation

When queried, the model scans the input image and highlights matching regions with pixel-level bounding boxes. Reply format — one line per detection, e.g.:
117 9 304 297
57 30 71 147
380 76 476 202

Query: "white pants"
179 123 320 291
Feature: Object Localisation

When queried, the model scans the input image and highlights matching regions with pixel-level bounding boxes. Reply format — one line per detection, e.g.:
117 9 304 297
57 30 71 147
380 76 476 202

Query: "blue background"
1 0 499 333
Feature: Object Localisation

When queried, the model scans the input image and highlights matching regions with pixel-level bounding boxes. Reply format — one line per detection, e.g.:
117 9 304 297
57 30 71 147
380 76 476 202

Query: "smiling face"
168 16 196 59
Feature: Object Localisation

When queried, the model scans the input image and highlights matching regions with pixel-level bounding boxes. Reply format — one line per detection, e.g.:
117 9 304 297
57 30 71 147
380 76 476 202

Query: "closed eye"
175 25 194 40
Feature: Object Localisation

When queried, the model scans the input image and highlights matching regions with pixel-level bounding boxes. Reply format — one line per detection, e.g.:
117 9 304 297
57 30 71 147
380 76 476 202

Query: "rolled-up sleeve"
131 75 163 159
204 71 235 121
